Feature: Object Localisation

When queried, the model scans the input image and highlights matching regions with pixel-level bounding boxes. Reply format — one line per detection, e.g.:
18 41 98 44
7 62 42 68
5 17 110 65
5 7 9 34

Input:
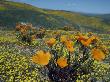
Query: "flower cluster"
15 23 36 44
31 32 108 81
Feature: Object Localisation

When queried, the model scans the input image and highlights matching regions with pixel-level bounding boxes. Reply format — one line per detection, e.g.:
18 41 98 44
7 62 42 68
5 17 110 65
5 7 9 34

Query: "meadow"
0 29 110 82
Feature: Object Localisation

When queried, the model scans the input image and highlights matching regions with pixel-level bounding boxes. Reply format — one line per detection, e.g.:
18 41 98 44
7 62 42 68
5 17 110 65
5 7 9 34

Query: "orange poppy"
60 35 67 43
32 50 51 65
77 34 88 42
81 36 97 46
91 48 105 61
57 57 68 68
81 39 91 46
46 38 56 46
65 40 74 52
66 45 74 52
20 26 27 33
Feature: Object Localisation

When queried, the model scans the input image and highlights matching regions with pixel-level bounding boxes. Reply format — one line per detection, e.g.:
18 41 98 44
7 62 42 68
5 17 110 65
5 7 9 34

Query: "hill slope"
96 14 110 25
0 0 110 33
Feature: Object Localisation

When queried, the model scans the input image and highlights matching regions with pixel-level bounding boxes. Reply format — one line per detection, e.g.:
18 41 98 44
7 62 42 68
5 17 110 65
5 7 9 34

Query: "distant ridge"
0 0 110 33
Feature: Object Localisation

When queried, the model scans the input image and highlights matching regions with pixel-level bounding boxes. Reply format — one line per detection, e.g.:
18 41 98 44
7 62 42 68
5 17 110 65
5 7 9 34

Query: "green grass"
0 6 7 10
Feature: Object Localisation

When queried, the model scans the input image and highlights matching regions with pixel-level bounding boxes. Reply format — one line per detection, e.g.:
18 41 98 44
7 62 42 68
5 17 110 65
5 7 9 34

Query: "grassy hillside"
96 14 110 25
0 0 110 33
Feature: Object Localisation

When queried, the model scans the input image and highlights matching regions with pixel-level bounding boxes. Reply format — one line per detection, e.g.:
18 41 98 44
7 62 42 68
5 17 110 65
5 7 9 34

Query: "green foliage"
0 0 110 33
0 6 7 10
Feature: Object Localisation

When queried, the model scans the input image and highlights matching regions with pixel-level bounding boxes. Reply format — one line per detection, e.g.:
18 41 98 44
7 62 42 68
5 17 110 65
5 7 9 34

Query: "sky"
10 0 110 14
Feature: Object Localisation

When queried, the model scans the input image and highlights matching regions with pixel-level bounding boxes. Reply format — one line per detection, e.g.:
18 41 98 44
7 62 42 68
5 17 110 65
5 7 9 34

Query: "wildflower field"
0 28 110 82
0 0 110 82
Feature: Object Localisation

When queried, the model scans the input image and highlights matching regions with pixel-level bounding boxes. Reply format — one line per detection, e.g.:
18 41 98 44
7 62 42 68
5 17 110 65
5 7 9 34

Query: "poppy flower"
57 57 68 68
65 40 74 52
20 27 27 34
77 34 88 42
66 45 74 52
91 48 105 61
32 50 51 65
80 36 97 46
60 35 67 43
46 38 56 46
81 39 91 46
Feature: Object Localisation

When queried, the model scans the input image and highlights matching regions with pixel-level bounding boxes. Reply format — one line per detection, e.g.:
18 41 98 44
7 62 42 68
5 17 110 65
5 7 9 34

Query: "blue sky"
11 0 110 14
